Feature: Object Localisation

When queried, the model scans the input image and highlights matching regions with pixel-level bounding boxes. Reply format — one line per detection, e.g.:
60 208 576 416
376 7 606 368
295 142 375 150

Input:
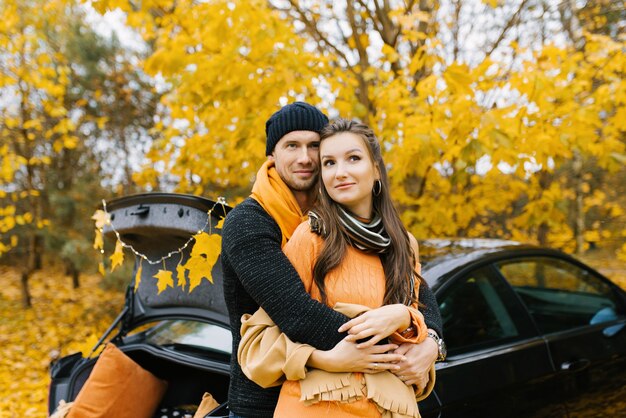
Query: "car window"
439 266 522 354
144 320 232 354
496 257 625 334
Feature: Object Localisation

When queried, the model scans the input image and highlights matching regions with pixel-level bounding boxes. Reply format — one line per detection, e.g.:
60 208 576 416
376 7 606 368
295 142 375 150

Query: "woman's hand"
308 338 405 374
338 304 411 348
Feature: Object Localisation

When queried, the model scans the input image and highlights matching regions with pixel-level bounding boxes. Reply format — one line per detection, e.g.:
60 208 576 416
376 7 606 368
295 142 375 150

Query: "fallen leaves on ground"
0 266 123 417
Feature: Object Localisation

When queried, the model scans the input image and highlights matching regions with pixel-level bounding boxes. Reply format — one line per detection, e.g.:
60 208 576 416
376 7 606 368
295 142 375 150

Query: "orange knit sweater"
274 221 426 418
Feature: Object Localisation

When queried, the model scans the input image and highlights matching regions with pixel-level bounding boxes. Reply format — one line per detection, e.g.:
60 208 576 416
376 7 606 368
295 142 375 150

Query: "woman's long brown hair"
313 118 422 306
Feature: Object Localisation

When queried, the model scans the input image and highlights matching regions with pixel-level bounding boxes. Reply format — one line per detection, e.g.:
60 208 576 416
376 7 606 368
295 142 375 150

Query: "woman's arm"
338 304 421 347
307 338 403 373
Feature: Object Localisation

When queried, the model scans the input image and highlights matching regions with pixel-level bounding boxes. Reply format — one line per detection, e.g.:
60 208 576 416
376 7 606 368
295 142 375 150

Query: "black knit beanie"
265 102 329 155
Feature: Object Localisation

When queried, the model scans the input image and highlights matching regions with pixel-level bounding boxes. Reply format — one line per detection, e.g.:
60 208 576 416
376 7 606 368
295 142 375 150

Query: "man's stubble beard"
289 175 318 192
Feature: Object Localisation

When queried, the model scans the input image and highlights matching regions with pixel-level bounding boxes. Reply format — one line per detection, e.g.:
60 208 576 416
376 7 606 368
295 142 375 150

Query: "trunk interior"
68 346 230 417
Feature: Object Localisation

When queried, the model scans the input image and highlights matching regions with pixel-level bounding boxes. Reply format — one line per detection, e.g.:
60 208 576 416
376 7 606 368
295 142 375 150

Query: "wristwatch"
427 330 447 362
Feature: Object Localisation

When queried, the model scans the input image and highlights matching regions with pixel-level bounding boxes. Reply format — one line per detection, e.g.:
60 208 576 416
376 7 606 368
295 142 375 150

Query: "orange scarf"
250 161 307 247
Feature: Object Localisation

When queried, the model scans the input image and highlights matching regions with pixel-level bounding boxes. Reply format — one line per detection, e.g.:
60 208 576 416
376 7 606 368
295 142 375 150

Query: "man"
221 102 443 418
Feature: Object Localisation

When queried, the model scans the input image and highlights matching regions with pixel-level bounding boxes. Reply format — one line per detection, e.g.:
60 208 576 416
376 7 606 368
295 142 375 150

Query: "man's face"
268 130 320 192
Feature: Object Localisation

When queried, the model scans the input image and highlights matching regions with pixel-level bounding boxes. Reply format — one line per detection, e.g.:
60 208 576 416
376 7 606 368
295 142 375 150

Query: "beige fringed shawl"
239 303 436 418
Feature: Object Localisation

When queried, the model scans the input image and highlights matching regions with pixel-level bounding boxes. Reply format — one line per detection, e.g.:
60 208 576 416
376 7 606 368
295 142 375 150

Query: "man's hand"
392 337 438 390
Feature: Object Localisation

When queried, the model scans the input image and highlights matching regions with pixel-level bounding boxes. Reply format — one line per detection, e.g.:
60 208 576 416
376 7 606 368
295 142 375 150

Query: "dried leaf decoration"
182 232 222 292
92 210 109 252
93 229 104 251
175 263 187 289
109 240 124 272
154 269 174 294
91 209 109 229
134 263 143 291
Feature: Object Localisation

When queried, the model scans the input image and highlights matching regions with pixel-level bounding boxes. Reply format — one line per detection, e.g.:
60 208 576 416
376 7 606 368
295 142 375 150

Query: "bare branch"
346 0 369 67
404 0 417 12
452 0 462 61
346 1 374 121
486 0 530 56
373 0 400 45
285 0 359 78
356 0 384 34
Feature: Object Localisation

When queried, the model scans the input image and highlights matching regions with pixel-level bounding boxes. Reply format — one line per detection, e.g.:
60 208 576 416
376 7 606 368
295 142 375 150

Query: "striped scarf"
338 207 391 253
308 208 391 253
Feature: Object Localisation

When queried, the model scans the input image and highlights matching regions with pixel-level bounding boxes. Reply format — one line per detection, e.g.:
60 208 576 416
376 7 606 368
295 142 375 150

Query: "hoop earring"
373 179 382 196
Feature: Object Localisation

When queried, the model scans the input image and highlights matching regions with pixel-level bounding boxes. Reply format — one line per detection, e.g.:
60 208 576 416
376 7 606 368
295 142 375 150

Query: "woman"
239 119 434 418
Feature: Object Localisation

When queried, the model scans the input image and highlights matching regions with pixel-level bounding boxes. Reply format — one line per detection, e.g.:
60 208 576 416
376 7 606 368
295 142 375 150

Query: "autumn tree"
44 21 155 287
90 0 324 199
0 0 161 303
0 0 84 306
273 0 626 252
86 0 625 258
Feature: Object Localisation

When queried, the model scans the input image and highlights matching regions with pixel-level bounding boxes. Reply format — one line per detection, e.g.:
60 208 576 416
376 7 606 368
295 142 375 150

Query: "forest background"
0 0 625 415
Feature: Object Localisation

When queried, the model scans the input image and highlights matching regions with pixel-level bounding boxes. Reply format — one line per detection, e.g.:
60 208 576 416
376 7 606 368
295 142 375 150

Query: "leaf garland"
93 201 226 295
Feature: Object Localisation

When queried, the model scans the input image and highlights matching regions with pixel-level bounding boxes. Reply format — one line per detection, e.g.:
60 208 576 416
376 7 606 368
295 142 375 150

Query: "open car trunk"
49 193 233 417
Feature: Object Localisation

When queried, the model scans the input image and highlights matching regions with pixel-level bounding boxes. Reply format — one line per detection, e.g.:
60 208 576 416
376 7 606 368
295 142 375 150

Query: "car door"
423 264 567 418
496 256 626 416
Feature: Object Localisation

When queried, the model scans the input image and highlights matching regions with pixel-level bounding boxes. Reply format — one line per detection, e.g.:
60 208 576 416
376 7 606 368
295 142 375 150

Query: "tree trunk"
537 170 551 247
20 271 32 308
66 260 80 289
537 222 549 247
572 150 585 255
34 234 43 270
72 270 80 289
20 232 40 308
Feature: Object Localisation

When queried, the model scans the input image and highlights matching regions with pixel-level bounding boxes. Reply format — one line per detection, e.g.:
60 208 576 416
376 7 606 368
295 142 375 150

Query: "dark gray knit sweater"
221 198 443 418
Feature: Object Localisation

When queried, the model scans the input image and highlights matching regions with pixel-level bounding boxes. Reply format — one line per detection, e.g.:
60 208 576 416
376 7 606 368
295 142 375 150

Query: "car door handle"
560 359 590 372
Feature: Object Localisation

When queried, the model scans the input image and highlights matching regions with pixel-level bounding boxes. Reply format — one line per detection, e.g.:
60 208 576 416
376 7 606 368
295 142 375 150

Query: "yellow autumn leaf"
191 232 221 258
63 135 78 149
443 63 473 95
97 117 108 129
109 240 124 272
134 263 143 291
175 263 187 289
182 256 211 290
359 34 369 48
154 269 174 294
91 210 110 229
93 229 104 251
584 230 600 243
618 244 626 262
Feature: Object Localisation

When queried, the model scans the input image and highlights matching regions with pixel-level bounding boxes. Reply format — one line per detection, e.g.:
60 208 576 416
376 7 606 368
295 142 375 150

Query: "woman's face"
320 132 379 219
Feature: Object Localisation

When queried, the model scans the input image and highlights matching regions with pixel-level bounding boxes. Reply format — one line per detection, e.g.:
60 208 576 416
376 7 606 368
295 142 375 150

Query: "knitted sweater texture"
221 198 442 418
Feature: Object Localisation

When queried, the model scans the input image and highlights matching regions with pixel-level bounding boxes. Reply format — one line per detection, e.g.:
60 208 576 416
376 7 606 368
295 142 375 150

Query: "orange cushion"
67 343 168 418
